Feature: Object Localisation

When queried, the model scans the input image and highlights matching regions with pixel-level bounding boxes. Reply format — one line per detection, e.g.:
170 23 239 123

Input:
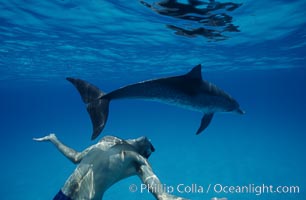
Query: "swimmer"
34 133 188 200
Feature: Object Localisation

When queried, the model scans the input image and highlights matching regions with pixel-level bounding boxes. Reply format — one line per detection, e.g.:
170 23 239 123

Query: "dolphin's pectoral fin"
196 113 214 135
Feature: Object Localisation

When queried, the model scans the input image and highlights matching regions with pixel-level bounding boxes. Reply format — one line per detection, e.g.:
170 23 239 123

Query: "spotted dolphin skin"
67 64 245 140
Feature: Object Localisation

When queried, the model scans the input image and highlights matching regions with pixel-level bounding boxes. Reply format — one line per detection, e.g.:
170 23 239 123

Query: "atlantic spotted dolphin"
67 64 244 140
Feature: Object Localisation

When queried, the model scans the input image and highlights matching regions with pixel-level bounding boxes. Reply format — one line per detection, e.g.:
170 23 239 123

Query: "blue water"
1 0 306 200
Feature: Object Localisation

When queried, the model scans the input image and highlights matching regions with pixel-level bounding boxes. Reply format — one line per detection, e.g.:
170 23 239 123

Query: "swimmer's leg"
34 133 91 164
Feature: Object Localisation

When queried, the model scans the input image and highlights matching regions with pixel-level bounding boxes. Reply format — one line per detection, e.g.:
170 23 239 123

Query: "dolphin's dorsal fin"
185 64 202 80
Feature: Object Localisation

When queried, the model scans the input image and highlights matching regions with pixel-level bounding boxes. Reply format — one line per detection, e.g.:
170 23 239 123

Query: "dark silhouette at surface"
140 0 242 41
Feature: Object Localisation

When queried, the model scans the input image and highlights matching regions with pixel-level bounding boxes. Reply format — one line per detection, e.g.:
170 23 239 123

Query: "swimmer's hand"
33 133 57 142
159 193 189 200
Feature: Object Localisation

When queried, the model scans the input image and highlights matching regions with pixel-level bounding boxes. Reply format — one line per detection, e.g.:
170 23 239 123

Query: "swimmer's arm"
33 133 91 164
135 154 189 200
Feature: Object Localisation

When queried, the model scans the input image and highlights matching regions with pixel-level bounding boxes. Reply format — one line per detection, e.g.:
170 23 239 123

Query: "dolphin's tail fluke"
66 77 110 140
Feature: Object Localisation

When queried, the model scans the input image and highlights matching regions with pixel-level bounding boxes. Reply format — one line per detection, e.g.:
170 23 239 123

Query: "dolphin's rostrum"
67 64 244 140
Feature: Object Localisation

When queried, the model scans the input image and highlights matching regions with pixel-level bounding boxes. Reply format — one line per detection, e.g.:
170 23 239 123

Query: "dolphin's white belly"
151 91 224 113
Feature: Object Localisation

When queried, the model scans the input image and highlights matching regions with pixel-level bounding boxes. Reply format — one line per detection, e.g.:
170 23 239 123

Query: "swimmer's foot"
33 133 57 142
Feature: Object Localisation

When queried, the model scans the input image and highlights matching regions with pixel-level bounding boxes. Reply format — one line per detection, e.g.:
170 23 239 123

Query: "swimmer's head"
128 136 155 158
